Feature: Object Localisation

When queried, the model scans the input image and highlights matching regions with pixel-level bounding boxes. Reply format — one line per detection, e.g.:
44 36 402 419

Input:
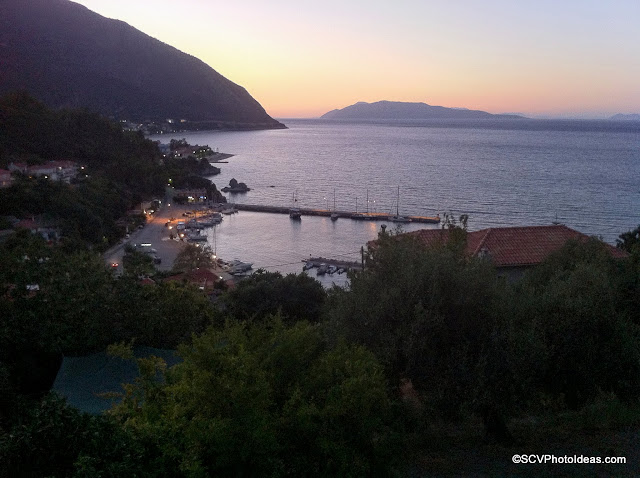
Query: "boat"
303 261 316 271
327 265 337 275
229 260 253 274
351 196 366 220
221 207 237 215
316 263 328 275
187 231 207 242
391 185 411 223
289 191 302 220
186 219 206 229
197 213 223 227
197 216 222 227
330 188 339 221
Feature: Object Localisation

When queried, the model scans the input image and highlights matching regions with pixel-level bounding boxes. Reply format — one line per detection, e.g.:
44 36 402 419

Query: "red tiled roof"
399 225 627 267
16 218 38 230
164 268 221 288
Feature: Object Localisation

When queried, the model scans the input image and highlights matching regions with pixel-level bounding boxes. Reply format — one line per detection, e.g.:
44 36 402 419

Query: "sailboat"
390 186 411 223
351 196 366 220
289 191 301 220
331 188 339 221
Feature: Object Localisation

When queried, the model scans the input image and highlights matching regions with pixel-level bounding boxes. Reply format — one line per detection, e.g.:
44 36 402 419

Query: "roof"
16 218 38 230
53 347 181 414
400 225 628 268
164 268 222 289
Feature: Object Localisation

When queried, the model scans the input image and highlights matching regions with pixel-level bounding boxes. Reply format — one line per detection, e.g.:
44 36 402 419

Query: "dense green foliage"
516 238 640 408
172 244 216 273
326 232 516 426
2 214 640 474
1 395 154 478
223 270 327 324
0 233 216 404
110 319 400 477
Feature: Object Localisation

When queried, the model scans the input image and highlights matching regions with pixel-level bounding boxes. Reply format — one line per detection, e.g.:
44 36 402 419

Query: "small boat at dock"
330 189 339 221
187 231 207 242
390 185 411 223
228 260 253 275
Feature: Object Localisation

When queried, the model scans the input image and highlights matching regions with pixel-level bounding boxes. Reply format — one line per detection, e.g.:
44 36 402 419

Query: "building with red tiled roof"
384 225 628 281
164 267 225 292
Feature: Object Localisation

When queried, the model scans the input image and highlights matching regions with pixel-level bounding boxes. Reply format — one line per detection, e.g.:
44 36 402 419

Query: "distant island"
0 0 285 131
321 101 525 120
610 113 640 121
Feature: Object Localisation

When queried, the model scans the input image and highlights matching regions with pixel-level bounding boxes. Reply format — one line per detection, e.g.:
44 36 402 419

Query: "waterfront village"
2 108 640 476
1 138 630 295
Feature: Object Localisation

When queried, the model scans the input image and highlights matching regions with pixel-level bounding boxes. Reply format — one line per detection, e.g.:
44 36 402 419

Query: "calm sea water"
151 119 640 284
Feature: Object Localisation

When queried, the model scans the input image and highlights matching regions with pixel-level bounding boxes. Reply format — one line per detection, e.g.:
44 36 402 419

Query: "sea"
151 118 640 287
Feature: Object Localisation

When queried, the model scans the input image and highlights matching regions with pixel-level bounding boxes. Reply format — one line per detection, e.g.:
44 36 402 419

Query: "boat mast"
366 189 369 214
396 186 400 217
333 188 336 212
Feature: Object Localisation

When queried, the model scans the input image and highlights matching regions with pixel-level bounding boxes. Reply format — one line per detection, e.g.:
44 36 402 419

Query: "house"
173 188 208 202
381 225 628 281
164 267 228 293
0 169 13 188
27 160 78 182
15 217 61 242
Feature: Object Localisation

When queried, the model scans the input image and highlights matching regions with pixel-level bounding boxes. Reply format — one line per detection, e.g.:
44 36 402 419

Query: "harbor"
230 203 441 224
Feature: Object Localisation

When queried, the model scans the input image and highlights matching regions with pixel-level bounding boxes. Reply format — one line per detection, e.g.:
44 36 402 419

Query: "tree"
223 270 326 324
122 247 155 277
172 244 214 273
617 224 640 255
110 318 401 476
325 231 523 440
1 394 154 477
518 239 640 408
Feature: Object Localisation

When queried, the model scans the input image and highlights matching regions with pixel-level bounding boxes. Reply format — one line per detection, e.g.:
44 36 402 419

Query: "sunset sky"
72 0 640 119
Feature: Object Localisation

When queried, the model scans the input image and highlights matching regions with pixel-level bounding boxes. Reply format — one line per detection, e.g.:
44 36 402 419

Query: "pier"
230 203 440 224
304 257 362 271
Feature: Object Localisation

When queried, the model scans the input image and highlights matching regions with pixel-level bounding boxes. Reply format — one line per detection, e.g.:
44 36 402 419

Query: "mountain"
321 101 524 120
0 0 284 130
610 113 640 121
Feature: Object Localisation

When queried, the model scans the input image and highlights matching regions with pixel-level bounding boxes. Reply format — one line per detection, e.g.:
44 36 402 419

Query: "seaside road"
104 203 190 274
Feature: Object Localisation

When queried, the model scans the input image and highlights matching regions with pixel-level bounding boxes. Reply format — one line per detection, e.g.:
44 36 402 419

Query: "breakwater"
230 203 440 224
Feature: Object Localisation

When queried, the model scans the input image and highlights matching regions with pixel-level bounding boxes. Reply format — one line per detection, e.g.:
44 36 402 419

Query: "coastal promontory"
321 101 524 120
0 0 285 131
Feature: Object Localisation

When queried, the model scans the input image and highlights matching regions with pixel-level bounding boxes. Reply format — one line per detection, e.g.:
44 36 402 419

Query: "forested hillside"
0 93 224 246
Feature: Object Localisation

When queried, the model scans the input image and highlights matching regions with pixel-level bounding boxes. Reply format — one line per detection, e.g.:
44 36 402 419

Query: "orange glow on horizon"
71 1 640 119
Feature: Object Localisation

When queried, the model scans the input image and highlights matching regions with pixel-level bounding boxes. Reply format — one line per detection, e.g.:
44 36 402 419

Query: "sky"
71 0 640 119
